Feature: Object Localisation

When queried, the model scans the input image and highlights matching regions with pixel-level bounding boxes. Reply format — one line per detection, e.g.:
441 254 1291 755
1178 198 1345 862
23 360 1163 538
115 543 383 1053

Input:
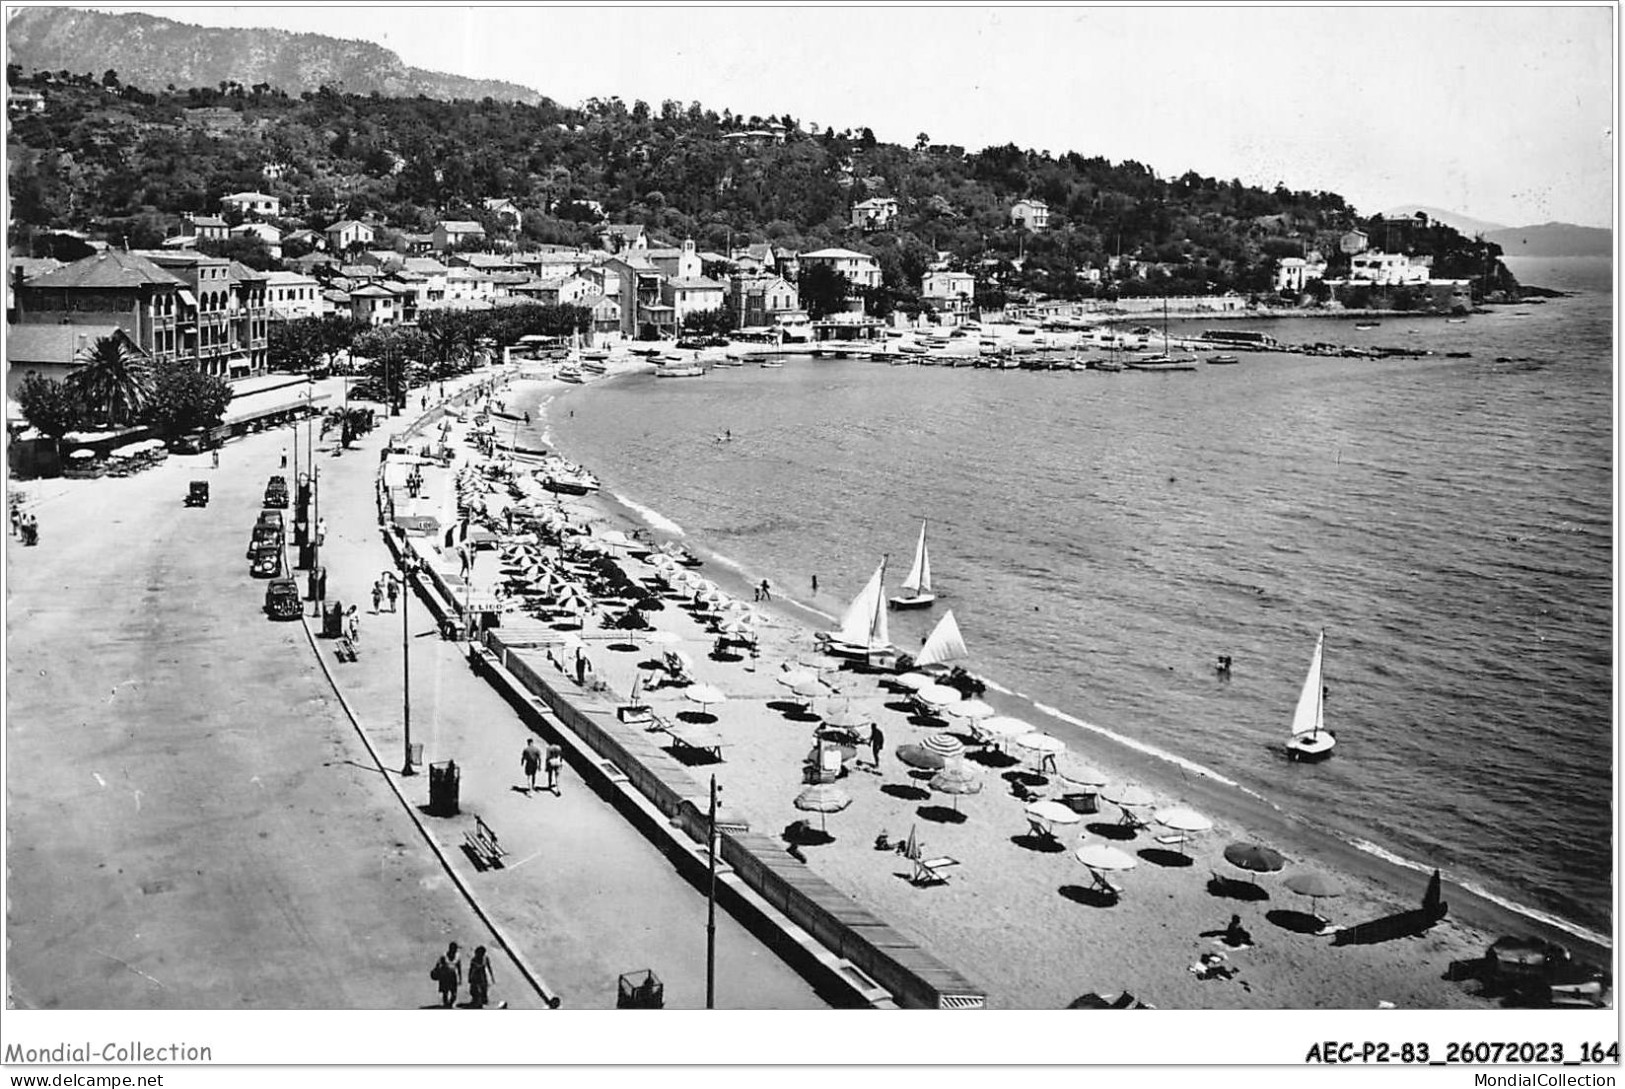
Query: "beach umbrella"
684 683 727 712
790 681 827 708
1155 807 1212 834
1025 800 1082 829
979 715 1033 742
946 698 996 722
1154 806 1213 856
717 617 758 641
1283 871 1341 913
821 707 871 731
929 765 983 812
777 668 821 689
645 629 683 646
894 672 936 692
896 744 946 772
794 783 852 832
1103 784 1155 809
1223 842 1287 885
1014 733 1067 774
1056 758 1109 789
921 733 966 761
553 586 595 615
916 683 964 708
1075 843 1138 872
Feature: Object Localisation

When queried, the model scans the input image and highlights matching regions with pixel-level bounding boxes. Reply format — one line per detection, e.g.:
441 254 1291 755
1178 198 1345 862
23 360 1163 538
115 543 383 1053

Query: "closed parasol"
794 783 852 831
929 764 983 812
896 744 946 771
921 733 966 761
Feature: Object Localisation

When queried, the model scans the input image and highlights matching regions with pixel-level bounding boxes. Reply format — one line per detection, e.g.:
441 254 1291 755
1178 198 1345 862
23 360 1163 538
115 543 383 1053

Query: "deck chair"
1086 867 1124 900
1026 817 1062 847
1155 833 1191 849
912 856 960 886
1117 805 1151 831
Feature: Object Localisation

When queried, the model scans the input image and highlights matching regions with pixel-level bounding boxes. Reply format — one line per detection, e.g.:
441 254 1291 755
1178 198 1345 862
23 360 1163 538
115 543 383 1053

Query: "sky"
79 4 1618 228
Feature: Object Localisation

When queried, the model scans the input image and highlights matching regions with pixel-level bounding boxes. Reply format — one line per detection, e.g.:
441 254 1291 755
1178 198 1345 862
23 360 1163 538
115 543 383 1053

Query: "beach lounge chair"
912 856 960 886
1026 817 1062 847
1117 805 1151 831
1086 867 1124 900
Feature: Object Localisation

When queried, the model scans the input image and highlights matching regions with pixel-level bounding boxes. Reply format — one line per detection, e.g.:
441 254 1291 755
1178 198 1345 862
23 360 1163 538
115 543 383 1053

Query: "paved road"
6 375 826 1011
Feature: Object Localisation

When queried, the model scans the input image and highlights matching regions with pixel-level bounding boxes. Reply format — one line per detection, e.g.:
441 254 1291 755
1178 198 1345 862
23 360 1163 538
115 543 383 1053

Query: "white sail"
1290 631 1325 739
901 521 932 596
869 557 890 647
837 561 887 644
916 610 967 668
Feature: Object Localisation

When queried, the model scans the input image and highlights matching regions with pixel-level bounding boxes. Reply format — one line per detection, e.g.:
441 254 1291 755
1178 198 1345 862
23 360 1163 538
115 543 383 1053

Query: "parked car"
264 578 303 620
250 544 283 579
247 524 283 558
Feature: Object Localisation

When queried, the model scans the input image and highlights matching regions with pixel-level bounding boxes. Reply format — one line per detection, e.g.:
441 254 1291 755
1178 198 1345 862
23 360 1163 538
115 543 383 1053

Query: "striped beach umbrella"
921 733 966 761
794 783 852 832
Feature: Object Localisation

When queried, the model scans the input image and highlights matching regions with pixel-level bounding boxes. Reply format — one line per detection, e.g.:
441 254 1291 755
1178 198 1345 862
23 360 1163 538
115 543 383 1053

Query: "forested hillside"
6 71 1513 301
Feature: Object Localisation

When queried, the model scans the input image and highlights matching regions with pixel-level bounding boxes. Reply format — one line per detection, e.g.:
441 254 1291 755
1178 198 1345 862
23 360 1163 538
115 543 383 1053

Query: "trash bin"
322 600 345 639
308 566 327 603
617 970 664 1009
428 760 460 817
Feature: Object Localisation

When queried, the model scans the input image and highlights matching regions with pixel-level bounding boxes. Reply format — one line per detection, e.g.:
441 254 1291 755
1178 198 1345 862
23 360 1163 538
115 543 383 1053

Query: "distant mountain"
5 7 547 104
1382 205 1507 238
1482 222 1614 258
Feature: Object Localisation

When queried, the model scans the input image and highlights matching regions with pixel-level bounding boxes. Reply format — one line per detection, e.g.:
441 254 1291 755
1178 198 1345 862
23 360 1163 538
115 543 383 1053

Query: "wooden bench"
334 636 359 663
462 816 508 870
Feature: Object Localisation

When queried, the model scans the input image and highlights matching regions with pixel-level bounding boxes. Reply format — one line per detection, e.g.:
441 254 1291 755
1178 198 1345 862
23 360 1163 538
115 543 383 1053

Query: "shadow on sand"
1012 833 1068 855
1267 908 1330 934
881 783 930 802
1085 821 1138 842
1207 875 1271 902
916 804 968 825
1138 848 1194 868
1058 884 1118 908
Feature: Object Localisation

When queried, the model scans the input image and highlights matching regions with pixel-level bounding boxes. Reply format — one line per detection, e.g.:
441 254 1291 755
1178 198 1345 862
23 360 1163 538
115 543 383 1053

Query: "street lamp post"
706 773 718 1010
401 554 417 777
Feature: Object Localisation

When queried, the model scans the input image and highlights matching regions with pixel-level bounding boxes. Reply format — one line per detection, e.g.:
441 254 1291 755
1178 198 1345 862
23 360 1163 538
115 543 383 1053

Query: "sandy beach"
423 344 1599 1011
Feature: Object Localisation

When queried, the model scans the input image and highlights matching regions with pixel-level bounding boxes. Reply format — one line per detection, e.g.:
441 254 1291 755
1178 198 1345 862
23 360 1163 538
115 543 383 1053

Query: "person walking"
869 722 885 770
372 580 384 614
759 579 772 602
346 605 360 645
811 574 819 594
280 447 288 469
574 646 586 686
466 946 495 1008
211 448 220 470
521 738 542 792
433 942 462 1008
316 517 327 547
545 744 563 794
386 575 400 613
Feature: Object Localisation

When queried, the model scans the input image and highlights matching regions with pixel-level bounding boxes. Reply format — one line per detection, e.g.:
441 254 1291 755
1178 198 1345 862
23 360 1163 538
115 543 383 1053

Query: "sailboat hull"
887 592 936 610
1287 733 1336 761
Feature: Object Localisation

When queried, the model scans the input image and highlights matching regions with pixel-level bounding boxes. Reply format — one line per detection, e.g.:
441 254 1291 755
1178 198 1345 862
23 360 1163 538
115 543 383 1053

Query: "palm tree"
71 333 153 428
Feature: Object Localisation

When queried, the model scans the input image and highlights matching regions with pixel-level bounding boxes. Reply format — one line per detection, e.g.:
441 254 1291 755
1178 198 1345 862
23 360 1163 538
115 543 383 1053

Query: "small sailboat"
888 520 935 609
816 557 894 665
914 609 967 669
1286 629 1335 761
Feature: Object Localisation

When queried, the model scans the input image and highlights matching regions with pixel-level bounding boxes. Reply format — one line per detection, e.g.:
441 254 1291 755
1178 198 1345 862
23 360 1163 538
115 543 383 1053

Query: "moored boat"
888 520 936 609
1286 630 1336 761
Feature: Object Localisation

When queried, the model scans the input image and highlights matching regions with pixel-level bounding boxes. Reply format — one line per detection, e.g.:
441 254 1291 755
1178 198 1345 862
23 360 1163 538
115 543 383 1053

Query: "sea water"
532 256 1614 942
